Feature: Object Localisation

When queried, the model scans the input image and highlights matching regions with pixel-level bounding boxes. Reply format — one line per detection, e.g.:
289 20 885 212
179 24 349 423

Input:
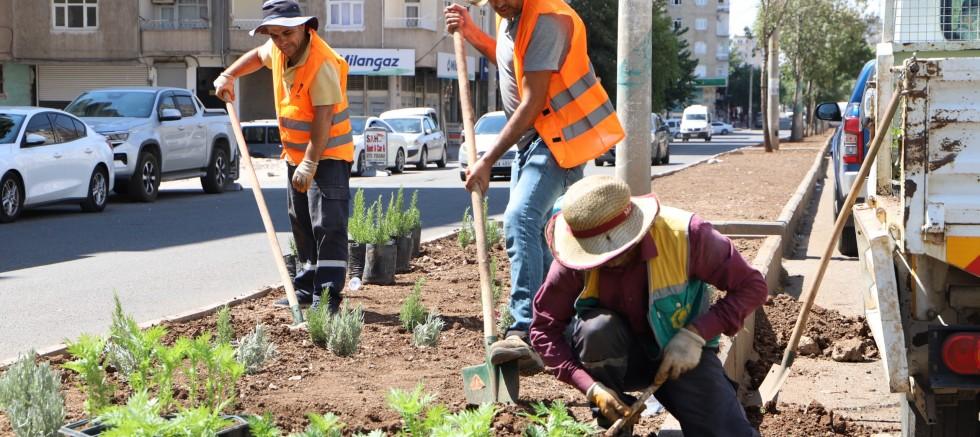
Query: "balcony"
384 16 438 32
717 3 730 12
140 19 209 30
141 19 211 54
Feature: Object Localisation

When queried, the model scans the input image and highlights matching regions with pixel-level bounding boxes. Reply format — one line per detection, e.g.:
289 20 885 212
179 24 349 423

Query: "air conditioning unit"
151 0 176 4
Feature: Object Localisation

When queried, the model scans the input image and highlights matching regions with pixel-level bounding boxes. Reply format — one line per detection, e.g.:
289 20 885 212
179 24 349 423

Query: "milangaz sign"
336 48 416 76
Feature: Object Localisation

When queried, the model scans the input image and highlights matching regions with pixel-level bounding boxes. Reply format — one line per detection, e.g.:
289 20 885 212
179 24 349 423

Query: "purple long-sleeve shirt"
529 214 769 394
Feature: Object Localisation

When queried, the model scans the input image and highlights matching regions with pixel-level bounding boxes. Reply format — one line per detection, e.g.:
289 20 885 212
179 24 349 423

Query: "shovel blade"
756 364 791 408
462 361 519 405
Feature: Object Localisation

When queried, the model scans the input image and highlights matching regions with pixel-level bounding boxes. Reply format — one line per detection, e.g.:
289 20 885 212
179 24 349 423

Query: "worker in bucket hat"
529 175 766 436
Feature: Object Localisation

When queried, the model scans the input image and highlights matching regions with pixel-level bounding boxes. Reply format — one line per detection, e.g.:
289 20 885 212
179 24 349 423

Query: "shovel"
755 85 905 407
452 24 519 405
223 99 305 325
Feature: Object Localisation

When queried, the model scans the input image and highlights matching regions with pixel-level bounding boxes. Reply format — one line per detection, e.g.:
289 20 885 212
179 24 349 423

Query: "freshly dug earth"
652 134 829 221
746 401 876 436
2 236 764 436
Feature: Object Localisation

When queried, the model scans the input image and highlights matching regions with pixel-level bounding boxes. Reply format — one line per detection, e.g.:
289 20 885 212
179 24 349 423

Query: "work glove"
213 73 235 102
586 382 630 423
291 159 318 193
654 327 705 386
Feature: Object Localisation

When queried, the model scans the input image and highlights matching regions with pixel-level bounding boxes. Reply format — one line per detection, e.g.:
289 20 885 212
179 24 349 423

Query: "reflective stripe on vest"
280 117 312 132
513 0 625 169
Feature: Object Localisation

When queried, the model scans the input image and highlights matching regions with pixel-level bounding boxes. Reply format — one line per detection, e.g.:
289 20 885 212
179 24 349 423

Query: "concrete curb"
650 143 761 181
712 220 785 236
775 137 831 257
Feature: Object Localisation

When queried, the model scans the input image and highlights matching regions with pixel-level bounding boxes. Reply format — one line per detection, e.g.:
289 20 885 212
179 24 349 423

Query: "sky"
729 0 879 37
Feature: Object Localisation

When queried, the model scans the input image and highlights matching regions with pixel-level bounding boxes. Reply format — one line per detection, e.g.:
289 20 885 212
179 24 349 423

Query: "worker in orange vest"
446 0 625 372
215 0 354 313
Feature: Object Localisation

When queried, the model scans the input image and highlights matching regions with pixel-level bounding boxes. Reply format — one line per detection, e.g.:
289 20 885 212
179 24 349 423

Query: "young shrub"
366 196 392 246
483 198 502 247
326 304 364 357
352 431 388 437
521 400 598 437
349 188 371 244
293 412 345 437
405 190 421 230
496 303 515 337
431 403 498 437
411 313 445 348
236 324 277 374
307 303 331 347
63 334 114 416
457 207 474 248
246 413 283 437
106 294 166 392
96 390 166 437
489 254 502 303
163 405 234 437
215 305 234 346
182 333 245 412
153 340 187 413
399 278 428 332
386 383 437 436
385 187 412 238
0 351 65 437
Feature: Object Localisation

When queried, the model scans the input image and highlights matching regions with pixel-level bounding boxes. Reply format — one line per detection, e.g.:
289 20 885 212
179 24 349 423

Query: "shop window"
53 0 98 30
153 0 209 29
367 76 388 90
327 0 364 29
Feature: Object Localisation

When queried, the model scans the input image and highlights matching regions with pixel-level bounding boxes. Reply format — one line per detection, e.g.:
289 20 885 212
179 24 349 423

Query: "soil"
651 134 829 221
746 401 876 436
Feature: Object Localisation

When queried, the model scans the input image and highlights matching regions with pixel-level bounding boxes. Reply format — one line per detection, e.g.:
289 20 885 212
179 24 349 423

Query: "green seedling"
497 303 515 337
367 196 393 245
0 351 65 437
387 383 437 437
489 255 502 303
247 413 283 437
326 304 364 357
483 198 501 247
97 390 167 437
106 294 166 392
458 207 474 248
349 188 372 244
153 340 187 412
412 313 445 348
520 400 597 437
63 334 114 416
236 324 277 374
405 190 421 230
399 278 428 332
182 333 245 412
164 404 234 437
307 303 331 347
353 431 388 437
215 305 234 346
292 412 345 437
431 403 498 437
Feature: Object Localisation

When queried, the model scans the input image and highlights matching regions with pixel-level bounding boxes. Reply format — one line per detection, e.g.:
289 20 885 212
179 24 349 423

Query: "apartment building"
731 34 762 67
666 0 730 116
0 0 497 124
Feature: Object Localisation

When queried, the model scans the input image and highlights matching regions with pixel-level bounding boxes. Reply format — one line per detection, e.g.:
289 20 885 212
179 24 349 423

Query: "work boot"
490 330 534 365
274 289 314 308
309 285 342 315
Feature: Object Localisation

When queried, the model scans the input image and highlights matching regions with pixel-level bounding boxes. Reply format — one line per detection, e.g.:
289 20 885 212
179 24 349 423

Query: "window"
367 76 388 90
943 0 980 40
53 0 98 30
695 0 707 5
717 65 728 77
694 41 706 55
671 0 681 5
695 18 707 30
157 93 178 114
268 127 281 144
673 18 682 31
243 126 266 144
405 0 420 28
23 113 57 146
71 118 86 137
155 0 209 29
328 0 364 29
173 95 198 117
694 65 706 77
51 114 81 143
0 114 26 145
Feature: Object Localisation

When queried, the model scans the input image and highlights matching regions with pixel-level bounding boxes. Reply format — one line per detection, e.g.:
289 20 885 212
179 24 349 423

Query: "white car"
350 116 409 175
710 121 734 135
458 111 518 181
0 107 114 223
679 104 712 141
379 115 448 170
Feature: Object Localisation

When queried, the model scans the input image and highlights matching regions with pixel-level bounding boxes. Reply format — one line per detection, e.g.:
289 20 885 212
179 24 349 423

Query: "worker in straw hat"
214 0 354 313
529 175 766 435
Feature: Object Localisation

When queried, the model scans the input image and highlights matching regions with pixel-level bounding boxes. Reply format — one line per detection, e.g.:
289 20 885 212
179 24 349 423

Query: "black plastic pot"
283 253 297 282
394 234 412 273
348 241 366 279
363 240 396 285
411 223 422 258
59 415 249 436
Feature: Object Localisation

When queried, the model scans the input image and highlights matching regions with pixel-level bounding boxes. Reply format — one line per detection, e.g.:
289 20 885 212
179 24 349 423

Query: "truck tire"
902 396 979 437
128 150 160 202
80 167 109 212
201 147 228 194
839 225 858 257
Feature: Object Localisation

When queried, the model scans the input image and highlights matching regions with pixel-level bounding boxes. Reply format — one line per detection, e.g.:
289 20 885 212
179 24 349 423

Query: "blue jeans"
505 137 584 333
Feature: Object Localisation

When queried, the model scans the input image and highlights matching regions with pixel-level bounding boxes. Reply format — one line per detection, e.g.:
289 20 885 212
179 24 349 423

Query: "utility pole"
615 0 653 195
767 26 781 150
747 59 754 129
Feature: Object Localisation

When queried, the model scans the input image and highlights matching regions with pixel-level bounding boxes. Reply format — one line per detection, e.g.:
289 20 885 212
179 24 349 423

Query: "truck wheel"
201 147 228 194
128 151 160 202
80 167 109 212
902 396 979 437
838 225 858 257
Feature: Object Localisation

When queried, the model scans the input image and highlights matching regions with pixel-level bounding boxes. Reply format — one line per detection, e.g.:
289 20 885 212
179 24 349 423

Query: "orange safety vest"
272 30 353 163
513 0 625 169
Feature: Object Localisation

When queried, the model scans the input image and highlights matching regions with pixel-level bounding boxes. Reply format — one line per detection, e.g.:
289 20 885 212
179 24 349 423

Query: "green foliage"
0 351 64 437
353 431 388 437
308 304 365 357
489 254 502 303
165 405 235 437
349 188 373 244
399 279 428 332
405 190 421 230
366 196 394 245
215 305 234 346
431 404 498 437
521 401 597 437
386 383 437 436
411 313 445 348
97 390 166 437
289 238 298 257
107 294 166 392
153 341 187 413
457 207 474 248
292 413 345 437
307 302 331 347
235 324 277 374
247 413 283 437
497 303 515 336
63 334 114 416
385 187 414 237
182 333 245 412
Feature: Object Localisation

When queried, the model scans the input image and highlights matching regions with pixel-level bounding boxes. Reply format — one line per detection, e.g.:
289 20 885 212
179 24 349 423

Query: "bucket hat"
546 175 660 270
251 0 318 36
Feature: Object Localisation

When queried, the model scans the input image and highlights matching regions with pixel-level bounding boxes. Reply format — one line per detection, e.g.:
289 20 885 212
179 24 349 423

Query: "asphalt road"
0 130 763 361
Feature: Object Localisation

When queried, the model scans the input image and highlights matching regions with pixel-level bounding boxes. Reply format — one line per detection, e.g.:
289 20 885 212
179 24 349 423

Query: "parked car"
65 87 239 202
710 121 734 135
595 113 670 166
0 107 114 222
380 107 441 133
679 105 712 141
350 116 409 175
814 59 876 257
240 120 282 158
458 111 517 181
379 115 447 170
665 118 680 138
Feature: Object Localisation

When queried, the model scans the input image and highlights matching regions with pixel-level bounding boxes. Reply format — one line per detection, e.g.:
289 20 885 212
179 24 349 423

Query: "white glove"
291 159 318 193
213 73 235 102
654 327 705 385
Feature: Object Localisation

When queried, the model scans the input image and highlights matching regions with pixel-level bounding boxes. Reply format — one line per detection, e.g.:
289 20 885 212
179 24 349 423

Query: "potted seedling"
362 196 396 285
347 188 370 279
386 188 413 274
406 190 422 258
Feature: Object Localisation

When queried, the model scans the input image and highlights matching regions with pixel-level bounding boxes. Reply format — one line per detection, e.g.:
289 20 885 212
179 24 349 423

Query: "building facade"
731 34 762 67
665 0 730 117
0 0 497 127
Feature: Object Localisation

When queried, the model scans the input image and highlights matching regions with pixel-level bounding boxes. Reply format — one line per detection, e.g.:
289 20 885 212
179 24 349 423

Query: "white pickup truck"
65 87 239 202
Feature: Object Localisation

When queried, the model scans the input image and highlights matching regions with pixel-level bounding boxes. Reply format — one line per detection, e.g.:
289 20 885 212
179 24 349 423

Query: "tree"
569 0 697 113
727 49 761 127
755 0 791 152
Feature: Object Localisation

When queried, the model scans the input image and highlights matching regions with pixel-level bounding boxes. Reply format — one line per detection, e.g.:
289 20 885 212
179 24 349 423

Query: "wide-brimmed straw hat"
547 175 660 270
250 0 319 36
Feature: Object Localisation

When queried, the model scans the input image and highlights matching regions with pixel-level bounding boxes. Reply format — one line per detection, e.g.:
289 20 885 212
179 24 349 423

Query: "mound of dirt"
747 401 876 436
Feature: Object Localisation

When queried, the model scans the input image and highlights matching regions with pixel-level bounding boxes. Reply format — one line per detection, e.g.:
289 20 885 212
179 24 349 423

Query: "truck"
830 1 980 435
65 87 240 202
